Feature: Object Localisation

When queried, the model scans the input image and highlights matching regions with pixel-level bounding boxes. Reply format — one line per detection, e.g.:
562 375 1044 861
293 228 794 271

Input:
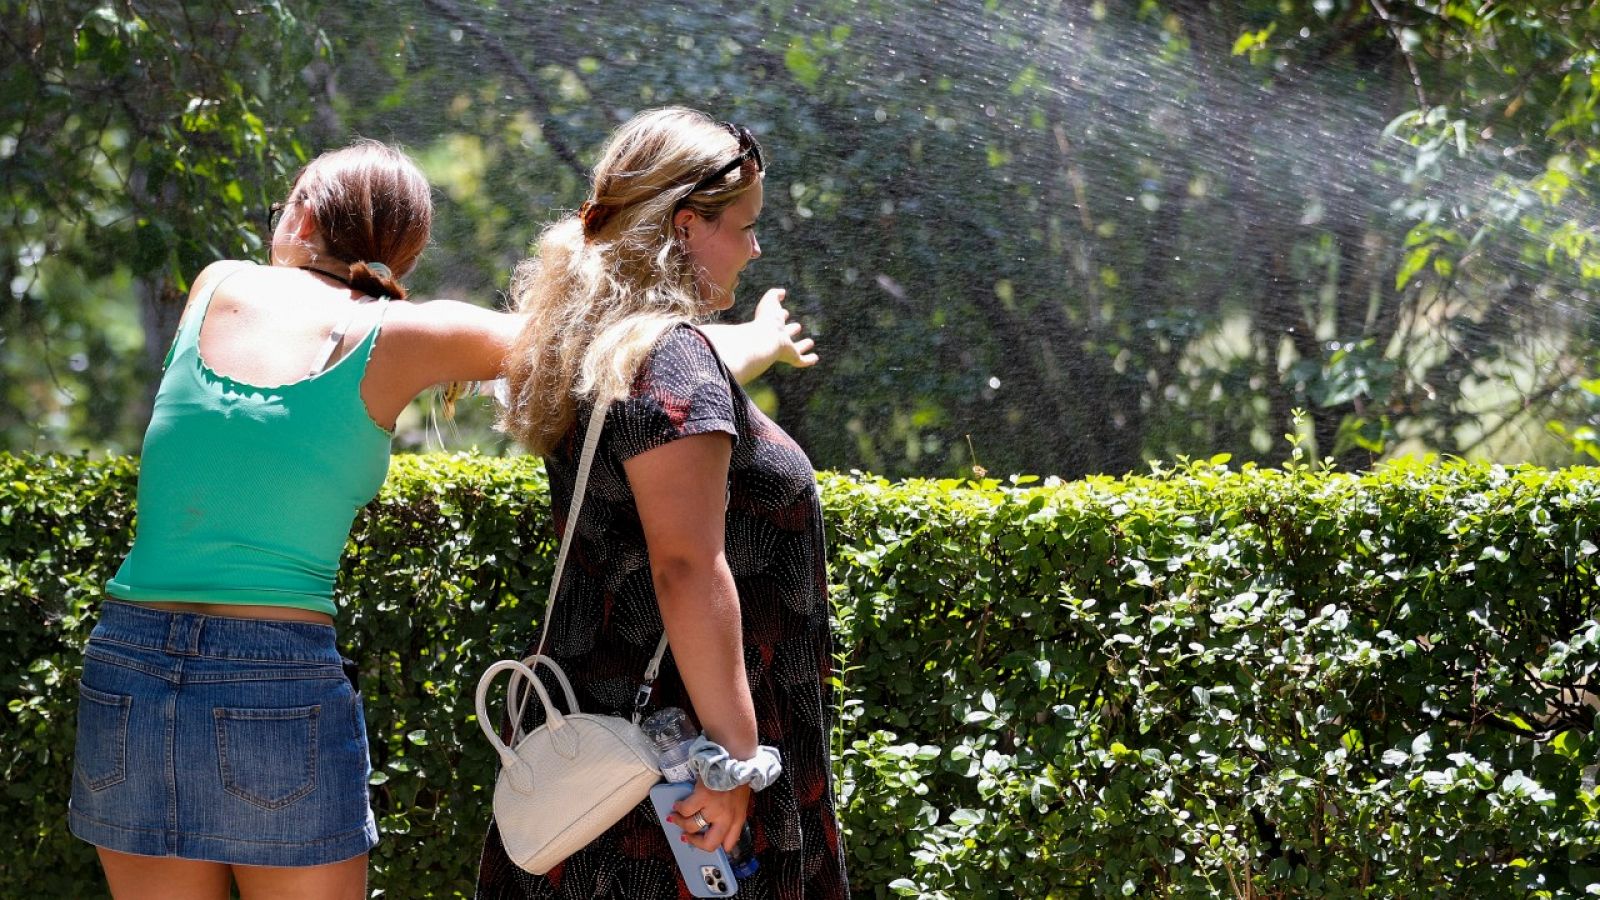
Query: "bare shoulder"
174 260 257 328
189 259 255 298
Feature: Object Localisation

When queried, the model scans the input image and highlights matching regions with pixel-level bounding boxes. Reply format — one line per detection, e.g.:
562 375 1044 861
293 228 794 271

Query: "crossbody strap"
532 399 670 725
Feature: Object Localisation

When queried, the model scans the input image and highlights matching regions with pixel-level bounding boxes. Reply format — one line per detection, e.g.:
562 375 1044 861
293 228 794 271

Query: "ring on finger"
692 812 711 833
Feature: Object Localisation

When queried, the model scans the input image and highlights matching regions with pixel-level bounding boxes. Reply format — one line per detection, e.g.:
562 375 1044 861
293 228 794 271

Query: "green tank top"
106 264 394 616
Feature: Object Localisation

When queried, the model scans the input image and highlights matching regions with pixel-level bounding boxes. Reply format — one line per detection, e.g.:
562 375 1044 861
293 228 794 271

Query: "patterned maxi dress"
476 325 851 900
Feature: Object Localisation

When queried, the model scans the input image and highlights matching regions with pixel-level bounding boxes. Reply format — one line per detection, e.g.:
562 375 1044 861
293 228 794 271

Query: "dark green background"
8 1 1600 477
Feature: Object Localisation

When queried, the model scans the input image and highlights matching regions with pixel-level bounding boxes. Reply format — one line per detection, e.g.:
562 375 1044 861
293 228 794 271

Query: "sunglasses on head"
681 122 764 200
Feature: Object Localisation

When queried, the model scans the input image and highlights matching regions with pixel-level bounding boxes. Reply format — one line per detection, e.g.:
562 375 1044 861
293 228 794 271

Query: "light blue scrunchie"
688 736 783 792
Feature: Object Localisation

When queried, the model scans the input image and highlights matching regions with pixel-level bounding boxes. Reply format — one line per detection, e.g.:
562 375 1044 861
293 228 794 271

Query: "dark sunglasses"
681 122 764 200
266 199 291 235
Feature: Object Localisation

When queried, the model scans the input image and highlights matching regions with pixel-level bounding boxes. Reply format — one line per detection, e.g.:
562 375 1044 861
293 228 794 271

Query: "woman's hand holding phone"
668 782 753 853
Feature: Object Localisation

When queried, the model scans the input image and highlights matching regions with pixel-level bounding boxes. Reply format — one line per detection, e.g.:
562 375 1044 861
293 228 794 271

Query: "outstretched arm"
362 300 525 425
372 285 817 421
702 288 818 385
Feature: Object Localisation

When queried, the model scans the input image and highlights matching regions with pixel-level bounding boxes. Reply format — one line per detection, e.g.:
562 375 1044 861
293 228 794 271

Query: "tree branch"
419 0 589 179
1368 0 1430 109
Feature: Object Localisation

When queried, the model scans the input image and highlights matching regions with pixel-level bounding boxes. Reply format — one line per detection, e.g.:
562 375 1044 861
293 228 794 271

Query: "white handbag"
475 400 670 875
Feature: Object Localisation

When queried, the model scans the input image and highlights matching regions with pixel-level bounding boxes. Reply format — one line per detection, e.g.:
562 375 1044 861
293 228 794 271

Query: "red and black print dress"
476 325 851 900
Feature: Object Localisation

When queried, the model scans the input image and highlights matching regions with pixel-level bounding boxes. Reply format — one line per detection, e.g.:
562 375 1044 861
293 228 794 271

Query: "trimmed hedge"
5 452 1600 897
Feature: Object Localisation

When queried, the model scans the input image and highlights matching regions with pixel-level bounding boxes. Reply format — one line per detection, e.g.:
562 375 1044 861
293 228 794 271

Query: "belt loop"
165 614 203 656
188 615 206 656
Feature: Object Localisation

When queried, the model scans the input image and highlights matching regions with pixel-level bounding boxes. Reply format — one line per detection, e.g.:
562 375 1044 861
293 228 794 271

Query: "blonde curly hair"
497 107 762 454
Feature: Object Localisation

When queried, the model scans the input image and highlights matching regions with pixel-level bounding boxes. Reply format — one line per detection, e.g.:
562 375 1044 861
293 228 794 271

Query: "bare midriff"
136 600 335 626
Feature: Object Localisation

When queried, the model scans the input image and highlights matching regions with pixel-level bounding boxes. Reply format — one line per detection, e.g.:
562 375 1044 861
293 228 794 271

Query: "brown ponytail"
286 140 432 298
346 260 408 300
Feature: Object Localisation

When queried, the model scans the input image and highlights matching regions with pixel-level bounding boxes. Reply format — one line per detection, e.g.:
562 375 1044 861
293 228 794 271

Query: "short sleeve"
607 325 738 461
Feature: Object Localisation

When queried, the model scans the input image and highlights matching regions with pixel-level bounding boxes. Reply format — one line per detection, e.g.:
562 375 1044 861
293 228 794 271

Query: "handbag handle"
507 654 580 745
473 656 582 787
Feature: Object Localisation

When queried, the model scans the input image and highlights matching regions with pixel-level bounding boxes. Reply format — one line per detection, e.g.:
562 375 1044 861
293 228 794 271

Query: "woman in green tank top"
69 139 819 900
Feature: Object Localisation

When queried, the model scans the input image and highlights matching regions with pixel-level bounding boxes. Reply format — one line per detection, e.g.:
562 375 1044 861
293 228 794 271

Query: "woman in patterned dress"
479 107 850 899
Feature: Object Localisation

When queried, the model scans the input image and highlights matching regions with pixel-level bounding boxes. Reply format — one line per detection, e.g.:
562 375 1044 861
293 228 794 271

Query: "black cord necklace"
297 263 353 287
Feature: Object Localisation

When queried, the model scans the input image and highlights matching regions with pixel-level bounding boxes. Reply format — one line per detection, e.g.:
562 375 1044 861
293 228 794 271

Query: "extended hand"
668 782 754 854
752 288 818 369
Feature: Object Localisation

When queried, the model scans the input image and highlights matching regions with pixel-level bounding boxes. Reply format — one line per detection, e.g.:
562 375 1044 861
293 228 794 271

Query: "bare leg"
97 848 232 900
231 854 368 900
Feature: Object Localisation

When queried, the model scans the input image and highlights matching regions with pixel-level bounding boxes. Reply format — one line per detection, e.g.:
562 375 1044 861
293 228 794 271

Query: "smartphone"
648 782 739 898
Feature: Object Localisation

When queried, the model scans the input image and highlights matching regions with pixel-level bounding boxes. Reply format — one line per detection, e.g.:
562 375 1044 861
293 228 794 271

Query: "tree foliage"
0 0 323 451
7 1 1600 475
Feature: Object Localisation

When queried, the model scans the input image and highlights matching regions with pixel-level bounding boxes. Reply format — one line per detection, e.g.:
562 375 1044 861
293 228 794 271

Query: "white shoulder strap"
532 400 670 723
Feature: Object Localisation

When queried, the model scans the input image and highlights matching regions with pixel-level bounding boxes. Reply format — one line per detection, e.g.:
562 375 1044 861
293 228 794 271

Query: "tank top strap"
309 296 392 389
165 262 256 368
351 296 391 373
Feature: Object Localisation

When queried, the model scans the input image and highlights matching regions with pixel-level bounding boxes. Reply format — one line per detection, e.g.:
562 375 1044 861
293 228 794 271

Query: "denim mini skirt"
68 601 378 866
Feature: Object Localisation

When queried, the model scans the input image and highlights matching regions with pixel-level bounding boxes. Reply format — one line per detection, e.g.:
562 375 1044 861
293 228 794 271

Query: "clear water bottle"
642 706 697 784
642 707 760 880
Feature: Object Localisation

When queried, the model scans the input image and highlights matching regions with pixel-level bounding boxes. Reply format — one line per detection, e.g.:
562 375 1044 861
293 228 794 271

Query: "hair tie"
686 736 783 792
579 199 615 240
362 261 394 280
